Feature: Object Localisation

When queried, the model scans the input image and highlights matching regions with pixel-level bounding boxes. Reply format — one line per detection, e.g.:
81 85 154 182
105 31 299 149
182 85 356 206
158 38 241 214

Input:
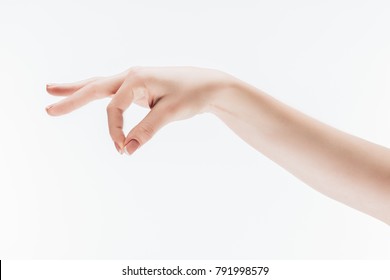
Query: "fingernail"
46 83 54 89
114 142 123 155
124 139 140 155
45 104 54 111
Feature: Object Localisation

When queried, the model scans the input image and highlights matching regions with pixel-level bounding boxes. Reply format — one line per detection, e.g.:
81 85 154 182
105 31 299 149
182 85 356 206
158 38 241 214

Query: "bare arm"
209 79 390 225
46 67 390 225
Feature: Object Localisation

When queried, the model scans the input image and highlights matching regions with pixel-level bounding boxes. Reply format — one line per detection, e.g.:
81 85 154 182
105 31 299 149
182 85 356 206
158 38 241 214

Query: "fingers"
106 78 136 153
46 75 125 116
46 77 100 96
123 100 176 155
46 68 175 156
46 83 104 116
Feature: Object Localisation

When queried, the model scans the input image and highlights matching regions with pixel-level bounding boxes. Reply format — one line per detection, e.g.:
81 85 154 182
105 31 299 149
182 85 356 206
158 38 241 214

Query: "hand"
46 66 390 224
46 67 233 155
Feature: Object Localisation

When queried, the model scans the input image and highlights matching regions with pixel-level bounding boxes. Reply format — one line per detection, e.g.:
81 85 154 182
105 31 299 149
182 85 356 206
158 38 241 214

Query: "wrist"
205 74 245 115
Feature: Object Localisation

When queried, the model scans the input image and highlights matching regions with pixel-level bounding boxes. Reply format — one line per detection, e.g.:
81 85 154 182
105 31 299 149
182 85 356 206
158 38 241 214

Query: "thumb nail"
124 139 140 155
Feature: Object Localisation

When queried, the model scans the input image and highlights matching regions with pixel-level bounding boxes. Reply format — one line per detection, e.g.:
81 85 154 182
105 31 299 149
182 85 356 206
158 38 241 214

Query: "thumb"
124 100 177 155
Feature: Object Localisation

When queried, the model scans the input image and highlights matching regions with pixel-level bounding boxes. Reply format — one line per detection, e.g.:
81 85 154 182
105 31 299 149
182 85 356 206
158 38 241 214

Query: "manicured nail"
45 104 54 111
124 139 140 155
114 142 123 155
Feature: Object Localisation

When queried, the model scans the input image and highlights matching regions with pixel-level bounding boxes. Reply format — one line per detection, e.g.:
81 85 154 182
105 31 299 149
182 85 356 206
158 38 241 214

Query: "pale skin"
45 67 390 225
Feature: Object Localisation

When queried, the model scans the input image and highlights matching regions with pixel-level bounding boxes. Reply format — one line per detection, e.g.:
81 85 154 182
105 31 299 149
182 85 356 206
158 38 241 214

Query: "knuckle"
86 82 109 98
87 82 98 91
127 66 146 82
85 83 99 96
106 104 121 114
106 104 114 114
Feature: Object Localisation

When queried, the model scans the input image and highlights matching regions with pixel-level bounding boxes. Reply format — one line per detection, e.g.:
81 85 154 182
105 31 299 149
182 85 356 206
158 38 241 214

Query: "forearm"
209 78 390 224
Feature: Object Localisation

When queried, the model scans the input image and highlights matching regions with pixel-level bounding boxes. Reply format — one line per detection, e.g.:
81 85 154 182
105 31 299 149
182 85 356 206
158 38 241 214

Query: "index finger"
106 77 136 152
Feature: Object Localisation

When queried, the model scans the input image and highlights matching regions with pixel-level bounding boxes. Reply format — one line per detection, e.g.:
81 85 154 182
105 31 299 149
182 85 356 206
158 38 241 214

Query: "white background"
0 0 389 259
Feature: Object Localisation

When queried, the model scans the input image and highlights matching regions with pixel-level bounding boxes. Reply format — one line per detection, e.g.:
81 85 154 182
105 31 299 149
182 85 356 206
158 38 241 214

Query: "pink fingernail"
45 104 54 111
114 142 123 155
124 139 140 155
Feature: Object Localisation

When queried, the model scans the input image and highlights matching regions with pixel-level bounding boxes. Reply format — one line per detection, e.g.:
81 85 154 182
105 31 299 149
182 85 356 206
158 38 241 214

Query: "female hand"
46 67 233 155
46 66 390 224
